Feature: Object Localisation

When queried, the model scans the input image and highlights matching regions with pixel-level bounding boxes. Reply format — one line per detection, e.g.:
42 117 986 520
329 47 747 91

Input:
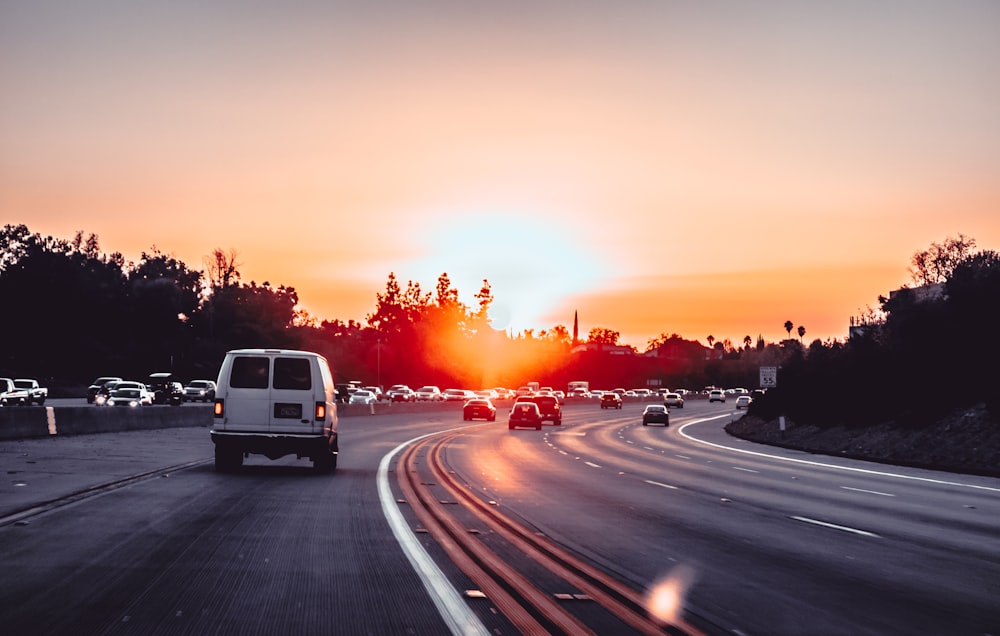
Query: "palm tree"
707 335 715 348
784 320 793 339
743 335 752 349
797 325 806 342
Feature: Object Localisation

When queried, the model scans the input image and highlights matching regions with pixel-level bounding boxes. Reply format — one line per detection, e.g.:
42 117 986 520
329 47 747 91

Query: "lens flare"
646 564 697 626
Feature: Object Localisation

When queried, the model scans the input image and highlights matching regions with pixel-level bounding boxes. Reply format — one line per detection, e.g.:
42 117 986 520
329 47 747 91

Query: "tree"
743 335 752 349
797 325 806 342
706 335 715 348
203 247 241 290
909 234 976 286
587 328 620 346
784 321 793 339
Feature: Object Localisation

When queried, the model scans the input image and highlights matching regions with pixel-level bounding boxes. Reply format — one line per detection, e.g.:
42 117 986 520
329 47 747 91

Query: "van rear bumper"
211 430 338 460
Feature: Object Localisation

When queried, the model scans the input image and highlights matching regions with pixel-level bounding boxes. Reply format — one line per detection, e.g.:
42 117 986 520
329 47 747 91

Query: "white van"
211 349 338 472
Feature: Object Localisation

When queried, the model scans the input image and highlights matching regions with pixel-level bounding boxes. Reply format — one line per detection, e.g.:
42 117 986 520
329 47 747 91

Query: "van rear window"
231 357 269 389
274 357 312 390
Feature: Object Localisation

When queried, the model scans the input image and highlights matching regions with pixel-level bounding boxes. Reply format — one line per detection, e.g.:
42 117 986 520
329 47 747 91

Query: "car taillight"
214 399 224 418
315 402 326 420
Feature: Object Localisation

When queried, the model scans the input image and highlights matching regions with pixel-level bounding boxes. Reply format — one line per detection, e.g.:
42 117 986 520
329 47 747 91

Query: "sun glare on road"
646 563 697 627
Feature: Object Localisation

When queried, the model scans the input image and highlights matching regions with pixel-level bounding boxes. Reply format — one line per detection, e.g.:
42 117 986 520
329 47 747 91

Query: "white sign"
759 366 777 388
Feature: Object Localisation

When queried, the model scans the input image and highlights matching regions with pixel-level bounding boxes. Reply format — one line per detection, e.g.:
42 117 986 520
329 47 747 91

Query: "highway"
1 400 998 635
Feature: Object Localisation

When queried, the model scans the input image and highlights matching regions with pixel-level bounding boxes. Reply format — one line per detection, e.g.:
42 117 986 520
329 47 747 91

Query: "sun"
399 207 606 334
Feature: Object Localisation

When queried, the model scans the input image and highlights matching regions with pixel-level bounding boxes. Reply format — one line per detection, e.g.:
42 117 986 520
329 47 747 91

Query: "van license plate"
274 403 302 418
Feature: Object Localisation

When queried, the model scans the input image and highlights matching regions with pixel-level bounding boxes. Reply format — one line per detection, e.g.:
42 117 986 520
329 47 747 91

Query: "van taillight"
214 399 224 418
315 402 326 420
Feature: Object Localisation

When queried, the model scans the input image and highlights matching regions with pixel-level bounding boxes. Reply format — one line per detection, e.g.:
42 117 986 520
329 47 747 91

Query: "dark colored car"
529 395 562 425
600 393 622 409
508 402 542 430
463 398 497 422
148 373 183 405
87 376 122 404
642 404 670 426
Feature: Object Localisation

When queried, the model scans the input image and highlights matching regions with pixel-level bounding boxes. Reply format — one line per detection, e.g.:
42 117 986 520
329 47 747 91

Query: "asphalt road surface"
2 401 998 635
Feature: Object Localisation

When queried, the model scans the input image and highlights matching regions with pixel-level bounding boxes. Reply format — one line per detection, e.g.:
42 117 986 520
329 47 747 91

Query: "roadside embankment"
726 403 1000 478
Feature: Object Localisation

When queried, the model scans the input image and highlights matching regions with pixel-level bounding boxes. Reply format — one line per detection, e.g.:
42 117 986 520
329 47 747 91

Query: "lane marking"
678 417 1000 493
841 486 895 497
675 454 691 460
732 467 759 474
791 516 880 538
584 461 601 469
645 480 678 490
379 431 491 636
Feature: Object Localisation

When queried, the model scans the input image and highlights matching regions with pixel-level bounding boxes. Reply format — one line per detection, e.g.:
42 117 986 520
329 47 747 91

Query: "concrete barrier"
0 405 214 440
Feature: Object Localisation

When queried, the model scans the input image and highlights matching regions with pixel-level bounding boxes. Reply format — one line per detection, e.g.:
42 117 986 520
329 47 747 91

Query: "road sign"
759 366 777 388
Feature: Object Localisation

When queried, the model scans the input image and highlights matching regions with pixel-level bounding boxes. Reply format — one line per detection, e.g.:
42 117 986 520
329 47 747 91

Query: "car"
184 379 217 402
415 386 443 401
349 389 378 405
443 388 475 401
463 398 497 421
87 376 123 404
568 388 591 399
529 394 562 425
642 404 670 426
508 401 542 430
515 386 535 398
362 386 384 401
735 395 752 410
100 381 152 405
709 389 726 403
386 385 414 402
105 387 145 408
147 372 183 405
600 393 622 409
474 389 499 400
664 392 684 408
211 348 338 472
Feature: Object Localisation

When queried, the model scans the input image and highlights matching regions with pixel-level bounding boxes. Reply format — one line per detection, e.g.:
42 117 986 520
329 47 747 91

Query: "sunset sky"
2 1 998 349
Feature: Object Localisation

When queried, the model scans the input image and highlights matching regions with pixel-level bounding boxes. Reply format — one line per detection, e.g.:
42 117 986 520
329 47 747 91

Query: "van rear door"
223 354 272 432
268 355 318 433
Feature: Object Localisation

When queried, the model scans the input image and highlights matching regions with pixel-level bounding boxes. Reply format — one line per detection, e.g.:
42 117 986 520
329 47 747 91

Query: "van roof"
227 348 322 357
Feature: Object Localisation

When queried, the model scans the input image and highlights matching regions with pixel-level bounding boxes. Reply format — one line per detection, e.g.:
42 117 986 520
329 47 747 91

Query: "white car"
735 395 752 410
664 392 684 408
349 390 377 405
709 389 726 403
415 386 443 401
442 388 475 401
101 381 153 406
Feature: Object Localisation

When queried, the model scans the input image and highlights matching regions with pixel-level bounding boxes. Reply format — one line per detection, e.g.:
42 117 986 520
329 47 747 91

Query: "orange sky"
3 2 999 349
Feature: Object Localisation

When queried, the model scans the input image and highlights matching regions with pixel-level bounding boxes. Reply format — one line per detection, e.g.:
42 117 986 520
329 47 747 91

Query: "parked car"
735 395 753 410
415 386 443 401
642 404 670 426
664 392 684 408
87 376 122 404
709 389 726 403
600 393 622 409
508 401 542 430
184 380 217 402
529 394 562 425
463 398 497 421
349 390 378 405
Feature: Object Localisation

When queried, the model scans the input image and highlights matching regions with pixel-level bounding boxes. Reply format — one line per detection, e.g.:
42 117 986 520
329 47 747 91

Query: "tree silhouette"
797 325 806 342
784 321 793 339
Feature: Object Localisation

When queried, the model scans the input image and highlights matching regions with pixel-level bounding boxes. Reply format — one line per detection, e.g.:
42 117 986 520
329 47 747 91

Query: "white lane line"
584 461 602 468
645 480 678 490
378 430 491 636
732 467 759 473
841 486 895 497
643 446 655 451
679 417 1000 493
675 454 691 460
791 516 880 538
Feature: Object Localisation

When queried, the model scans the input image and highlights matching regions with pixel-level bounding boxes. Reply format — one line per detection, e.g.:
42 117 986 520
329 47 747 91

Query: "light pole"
377 338 381 389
